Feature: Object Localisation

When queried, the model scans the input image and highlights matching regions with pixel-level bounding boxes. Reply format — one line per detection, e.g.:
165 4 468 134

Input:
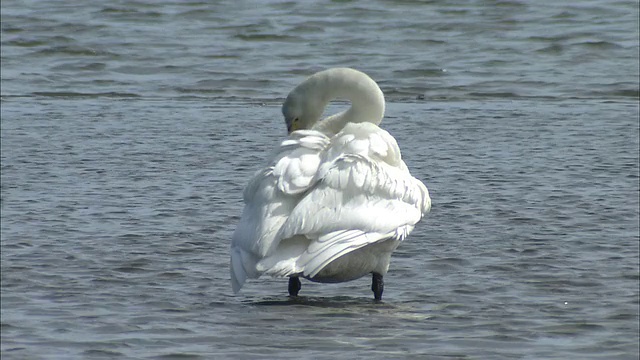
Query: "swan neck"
310 69 385 134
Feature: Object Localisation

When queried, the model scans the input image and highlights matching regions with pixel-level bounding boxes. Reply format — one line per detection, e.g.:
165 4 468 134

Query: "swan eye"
289 117 301 133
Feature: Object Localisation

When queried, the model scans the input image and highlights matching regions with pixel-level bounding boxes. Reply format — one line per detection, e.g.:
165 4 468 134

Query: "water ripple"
1 0 638 359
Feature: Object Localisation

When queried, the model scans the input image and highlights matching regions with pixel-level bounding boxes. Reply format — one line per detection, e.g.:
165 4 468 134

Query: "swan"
230 68 431 300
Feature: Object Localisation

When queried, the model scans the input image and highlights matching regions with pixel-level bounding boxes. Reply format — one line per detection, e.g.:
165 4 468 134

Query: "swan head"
282 87 325 133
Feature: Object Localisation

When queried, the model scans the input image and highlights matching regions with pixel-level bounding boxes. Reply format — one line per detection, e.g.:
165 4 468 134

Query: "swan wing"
272 130 329 194
230 130 330 292
277 123 431 278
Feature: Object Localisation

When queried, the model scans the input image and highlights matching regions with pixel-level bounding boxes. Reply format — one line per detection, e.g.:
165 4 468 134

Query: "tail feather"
230 247 246 293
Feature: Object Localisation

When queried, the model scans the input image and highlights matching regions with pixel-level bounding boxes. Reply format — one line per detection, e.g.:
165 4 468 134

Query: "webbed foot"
372 273 383 301
288 276 301 296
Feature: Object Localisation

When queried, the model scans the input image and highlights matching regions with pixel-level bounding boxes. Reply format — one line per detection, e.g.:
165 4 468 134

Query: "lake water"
1 0 639 359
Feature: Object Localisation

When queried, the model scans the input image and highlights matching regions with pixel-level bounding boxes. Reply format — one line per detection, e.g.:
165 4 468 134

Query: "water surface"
1 0 639 359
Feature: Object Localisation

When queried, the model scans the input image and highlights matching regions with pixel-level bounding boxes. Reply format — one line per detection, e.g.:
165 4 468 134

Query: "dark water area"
1 0 639 359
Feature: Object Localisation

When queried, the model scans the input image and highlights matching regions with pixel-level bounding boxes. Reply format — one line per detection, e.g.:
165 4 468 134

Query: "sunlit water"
1 1 639 359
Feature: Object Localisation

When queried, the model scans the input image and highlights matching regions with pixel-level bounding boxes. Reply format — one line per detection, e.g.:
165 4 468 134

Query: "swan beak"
288 121 300 134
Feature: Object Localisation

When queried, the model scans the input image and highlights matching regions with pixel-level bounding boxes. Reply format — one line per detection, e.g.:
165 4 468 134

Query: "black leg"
288 276 301 296
371 273 384 301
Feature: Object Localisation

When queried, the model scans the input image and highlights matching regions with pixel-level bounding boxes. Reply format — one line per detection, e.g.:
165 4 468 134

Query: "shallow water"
1 0 639 359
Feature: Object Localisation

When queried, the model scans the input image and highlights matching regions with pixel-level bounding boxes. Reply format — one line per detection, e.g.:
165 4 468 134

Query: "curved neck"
306 68 385 135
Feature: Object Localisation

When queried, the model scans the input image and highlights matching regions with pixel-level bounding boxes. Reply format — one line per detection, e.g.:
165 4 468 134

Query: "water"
1 0 638 359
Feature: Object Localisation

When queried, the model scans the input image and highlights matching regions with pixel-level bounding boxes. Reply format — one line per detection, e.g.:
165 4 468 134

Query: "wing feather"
230 131 329 292
276 124 430 277
231 122 431 291
298 230 392 278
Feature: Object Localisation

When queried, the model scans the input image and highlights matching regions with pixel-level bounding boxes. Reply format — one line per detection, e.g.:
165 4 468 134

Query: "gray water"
1 0 639 359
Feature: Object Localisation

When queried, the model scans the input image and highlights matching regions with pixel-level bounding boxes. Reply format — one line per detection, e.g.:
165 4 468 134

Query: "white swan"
230 68 431 300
